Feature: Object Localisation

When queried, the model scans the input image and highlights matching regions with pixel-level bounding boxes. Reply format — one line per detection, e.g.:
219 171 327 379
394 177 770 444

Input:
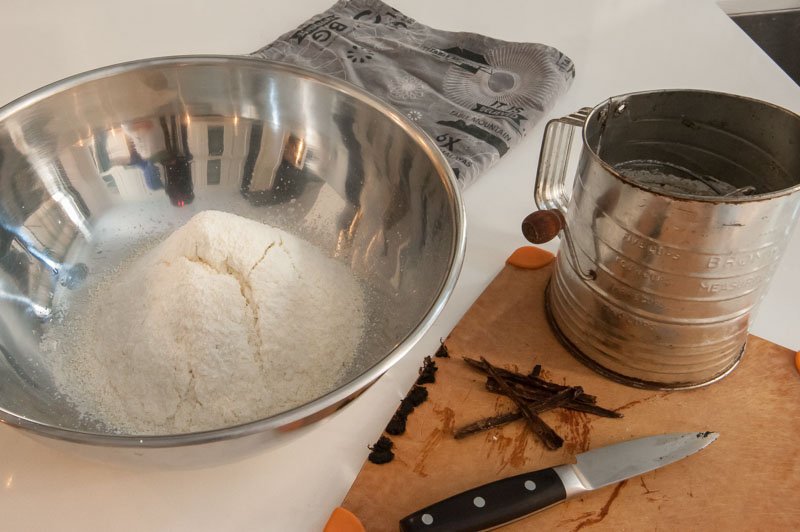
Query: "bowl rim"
0 54 467 447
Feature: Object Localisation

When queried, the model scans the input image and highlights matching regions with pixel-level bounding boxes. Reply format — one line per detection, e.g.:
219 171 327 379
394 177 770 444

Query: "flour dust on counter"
41 210 366 434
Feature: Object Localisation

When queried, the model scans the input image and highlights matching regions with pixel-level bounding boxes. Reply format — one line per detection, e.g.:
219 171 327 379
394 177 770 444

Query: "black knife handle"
398 468 567 532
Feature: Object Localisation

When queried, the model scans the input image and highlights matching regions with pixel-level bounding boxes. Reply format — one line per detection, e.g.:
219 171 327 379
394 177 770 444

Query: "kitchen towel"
253 0 575 187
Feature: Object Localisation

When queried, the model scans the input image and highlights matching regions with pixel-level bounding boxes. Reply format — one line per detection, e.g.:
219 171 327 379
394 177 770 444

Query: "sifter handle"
524 108 595 280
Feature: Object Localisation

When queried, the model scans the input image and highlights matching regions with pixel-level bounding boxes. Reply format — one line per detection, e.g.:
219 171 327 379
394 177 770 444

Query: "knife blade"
399 431 718 532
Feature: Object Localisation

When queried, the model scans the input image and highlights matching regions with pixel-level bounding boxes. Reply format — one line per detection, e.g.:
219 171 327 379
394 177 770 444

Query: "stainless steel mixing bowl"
0 56 465 450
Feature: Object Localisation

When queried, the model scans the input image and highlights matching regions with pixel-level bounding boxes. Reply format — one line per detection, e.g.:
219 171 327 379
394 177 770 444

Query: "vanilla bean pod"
454 411 521 439
463 357 598 404
479 357 564 450
455 356 622 443
454 387 581 439
484 380 622 419
416 356 438 385
367 436 395 464
434 342 450 358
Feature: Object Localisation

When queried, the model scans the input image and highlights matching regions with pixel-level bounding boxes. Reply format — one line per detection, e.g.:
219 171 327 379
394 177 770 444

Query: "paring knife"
399 431 718 532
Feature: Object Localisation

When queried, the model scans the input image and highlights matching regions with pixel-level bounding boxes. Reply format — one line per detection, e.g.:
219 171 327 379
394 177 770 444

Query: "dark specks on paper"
557 409 592 455
482 423 530 474
570 480 629 532
639 477 657 495
412 405 455 477
615 392 669 411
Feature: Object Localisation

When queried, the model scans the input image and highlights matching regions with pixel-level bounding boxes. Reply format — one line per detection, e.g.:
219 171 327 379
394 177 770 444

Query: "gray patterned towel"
253 0 575 187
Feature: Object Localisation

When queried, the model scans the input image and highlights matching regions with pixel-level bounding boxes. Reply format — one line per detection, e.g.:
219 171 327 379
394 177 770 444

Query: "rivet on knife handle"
398 468 567 532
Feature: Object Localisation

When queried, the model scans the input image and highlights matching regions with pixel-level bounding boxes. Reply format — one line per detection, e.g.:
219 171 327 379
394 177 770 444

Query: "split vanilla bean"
463 357 598 403
484 380 622 419
454 356 622 447
454 411 521 439
479 357 564 450
454 386 581 439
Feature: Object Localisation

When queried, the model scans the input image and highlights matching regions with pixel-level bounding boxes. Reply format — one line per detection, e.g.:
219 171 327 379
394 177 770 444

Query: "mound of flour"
49 210 365 434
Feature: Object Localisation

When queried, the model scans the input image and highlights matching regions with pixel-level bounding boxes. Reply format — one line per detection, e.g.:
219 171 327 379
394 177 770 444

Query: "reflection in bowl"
0 56 464 454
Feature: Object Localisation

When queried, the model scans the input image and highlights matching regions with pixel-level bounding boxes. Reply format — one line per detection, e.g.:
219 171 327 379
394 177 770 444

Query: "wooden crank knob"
521 209 564 244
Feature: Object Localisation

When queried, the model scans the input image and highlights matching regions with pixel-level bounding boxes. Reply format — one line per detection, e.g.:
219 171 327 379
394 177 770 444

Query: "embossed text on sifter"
523 90 800 389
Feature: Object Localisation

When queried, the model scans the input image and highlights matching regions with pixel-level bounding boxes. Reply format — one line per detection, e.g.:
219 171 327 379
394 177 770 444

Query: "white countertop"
1 1 798 530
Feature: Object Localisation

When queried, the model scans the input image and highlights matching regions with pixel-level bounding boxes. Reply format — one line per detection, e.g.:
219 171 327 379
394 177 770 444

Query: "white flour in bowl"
44 210 365 434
